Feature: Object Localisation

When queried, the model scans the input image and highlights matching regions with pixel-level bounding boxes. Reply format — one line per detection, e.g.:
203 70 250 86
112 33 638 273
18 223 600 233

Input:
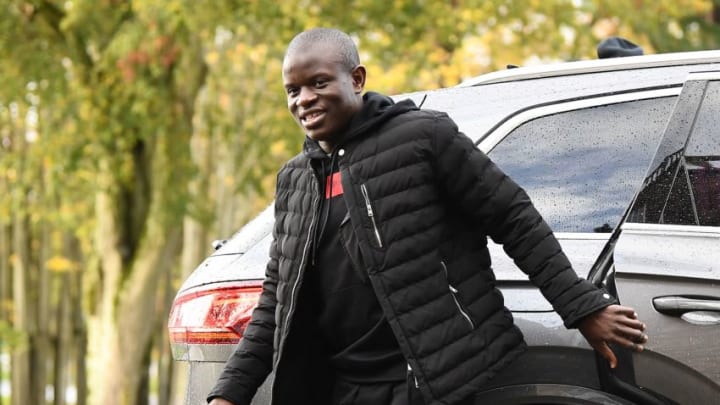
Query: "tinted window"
686 81 720 157
684 80 720 226
628 152 682 224
629 80 720 226
686 156 720 226
489 97 675 233
662 166 696 225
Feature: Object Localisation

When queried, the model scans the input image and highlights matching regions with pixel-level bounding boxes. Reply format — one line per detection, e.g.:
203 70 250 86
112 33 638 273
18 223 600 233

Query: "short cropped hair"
285 28 360 71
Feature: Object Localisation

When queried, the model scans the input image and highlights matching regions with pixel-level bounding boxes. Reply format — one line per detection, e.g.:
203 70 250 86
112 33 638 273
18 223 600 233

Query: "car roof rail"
457 50 720 87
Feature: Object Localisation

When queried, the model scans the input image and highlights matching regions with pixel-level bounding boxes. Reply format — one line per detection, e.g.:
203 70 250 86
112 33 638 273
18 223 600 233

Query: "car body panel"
178 205 274 292
184 361 273 405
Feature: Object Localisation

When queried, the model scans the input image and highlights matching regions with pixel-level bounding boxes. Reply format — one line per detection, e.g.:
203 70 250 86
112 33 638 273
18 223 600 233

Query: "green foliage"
0 320 26 351
580 0 718 53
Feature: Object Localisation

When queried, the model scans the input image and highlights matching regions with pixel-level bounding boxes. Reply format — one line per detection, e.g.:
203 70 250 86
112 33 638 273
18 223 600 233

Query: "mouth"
300 110 325 129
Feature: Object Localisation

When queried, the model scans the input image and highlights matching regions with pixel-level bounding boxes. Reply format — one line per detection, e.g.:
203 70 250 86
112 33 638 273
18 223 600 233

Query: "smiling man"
207 28 648 405
283 36 365 151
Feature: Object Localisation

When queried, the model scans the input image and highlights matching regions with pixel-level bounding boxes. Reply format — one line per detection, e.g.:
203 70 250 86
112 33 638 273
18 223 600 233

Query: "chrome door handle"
653 295 720 316
653 296 720 325
680 311 720 325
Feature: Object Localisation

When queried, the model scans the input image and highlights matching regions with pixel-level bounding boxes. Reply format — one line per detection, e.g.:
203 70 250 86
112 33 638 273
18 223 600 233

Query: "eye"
286 87 299 97
314 79 328 88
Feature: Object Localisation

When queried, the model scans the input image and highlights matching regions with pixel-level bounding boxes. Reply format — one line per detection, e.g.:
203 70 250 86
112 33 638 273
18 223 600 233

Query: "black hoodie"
301 92 417 383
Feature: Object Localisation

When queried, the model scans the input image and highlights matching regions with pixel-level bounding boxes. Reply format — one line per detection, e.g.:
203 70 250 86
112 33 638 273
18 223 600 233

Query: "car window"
487 97 676 233
685 156 720 226
629 81 720 227
685 80 720 226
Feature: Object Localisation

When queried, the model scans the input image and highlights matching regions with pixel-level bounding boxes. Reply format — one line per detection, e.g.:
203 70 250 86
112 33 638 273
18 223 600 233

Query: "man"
208 28 648 405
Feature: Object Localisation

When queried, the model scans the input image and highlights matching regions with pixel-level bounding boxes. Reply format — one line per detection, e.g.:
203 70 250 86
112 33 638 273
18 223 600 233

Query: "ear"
351 65 366 94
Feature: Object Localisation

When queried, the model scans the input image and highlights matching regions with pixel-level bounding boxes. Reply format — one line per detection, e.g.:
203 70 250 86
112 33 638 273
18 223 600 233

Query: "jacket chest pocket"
359 184 384 249
339 213 370 284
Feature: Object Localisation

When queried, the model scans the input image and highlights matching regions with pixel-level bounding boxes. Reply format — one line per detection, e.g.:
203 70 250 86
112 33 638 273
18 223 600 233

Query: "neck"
319 140 334 153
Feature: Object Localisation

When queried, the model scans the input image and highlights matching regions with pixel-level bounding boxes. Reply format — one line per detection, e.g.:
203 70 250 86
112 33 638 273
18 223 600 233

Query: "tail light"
168 281 263 345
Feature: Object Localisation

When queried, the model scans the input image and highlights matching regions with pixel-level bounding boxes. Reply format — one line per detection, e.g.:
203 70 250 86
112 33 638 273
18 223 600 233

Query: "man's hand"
578 304 648 369
208 399 236 405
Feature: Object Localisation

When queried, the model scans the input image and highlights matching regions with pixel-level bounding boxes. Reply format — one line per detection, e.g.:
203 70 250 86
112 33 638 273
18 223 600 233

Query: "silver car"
168 51 720 404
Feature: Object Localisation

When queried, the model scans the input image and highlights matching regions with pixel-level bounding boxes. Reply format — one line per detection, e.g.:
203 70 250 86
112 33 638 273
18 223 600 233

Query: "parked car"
168 51 720 404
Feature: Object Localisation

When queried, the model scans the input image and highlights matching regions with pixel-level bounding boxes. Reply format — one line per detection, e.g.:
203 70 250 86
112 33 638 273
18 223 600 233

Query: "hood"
303 91 418 160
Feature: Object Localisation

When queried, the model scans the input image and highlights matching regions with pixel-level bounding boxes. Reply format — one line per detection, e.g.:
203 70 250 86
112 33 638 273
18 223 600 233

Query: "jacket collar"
303 91 418 160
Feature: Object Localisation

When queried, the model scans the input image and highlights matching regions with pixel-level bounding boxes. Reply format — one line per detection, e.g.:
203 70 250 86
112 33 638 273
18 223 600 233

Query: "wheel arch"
474 346 681 404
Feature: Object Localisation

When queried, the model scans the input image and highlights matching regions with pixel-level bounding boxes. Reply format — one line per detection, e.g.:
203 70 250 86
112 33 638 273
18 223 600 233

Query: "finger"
608 305 639 318
627 341 645 352
614 316 646 331
614 325 649 342
609 333 646 352
595 341 618 369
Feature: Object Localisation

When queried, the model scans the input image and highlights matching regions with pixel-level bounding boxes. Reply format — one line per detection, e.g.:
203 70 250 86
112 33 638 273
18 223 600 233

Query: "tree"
1 1 203 403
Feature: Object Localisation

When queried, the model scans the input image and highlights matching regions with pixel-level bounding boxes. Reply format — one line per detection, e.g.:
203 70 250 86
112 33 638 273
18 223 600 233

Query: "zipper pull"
360 184 384 248
407 364 420 388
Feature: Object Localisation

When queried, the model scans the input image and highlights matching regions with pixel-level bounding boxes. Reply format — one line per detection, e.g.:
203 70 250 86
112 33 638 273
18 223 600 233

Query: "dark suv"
168 51 720 404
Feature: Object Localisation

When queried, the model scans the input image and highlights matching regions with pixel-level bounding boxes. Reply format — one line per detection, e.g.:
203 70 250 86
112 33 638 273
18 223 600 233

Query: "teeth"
303 112 321 121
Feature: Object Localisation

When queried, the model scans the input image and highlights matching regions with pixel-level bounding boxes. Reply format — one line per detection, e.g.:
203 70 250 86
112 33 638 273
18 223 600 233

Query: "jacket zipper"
360 183 383 248
440 261 476 329
271 182 321 403
407 364 420 388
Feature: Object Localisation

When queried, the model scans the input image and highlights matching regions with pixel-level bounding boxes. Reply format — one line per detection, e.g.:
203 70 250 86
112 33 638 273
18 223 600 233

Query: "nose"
296 86 317 107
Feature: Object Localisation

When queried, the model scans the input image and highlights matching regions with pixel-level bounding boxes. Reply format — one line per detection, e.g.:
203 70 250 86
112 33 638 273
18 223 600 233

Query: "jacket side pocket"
440 261 476 330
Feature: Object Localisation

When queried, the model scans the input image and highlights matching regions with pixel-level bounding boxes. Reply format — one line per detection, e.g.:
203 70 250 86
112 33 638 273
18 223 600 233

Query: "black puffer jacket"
209 93 614 405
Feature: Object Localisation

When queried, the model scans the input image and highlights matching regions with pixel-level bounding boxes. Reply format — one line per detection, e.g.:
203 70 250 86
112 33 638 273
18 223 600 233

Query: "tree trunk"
0 221 9 405
51 232 84 405
11 208 34 405
74 266 88 405
87 150 184 404
157 263 176 405
35 221 51 404
86 179 129 404
53 272 71 405
9 116 41 405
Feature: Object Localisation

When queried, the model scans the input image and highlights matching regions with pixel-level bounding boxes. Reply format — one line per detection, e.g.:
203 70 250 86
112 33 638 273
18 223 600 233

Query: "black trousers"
329 377 426 405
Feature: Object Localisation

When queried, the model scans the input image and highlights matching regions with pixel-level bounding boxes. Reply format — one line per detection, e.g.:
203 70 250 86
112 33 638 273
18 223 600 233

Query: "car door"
612 72 720 404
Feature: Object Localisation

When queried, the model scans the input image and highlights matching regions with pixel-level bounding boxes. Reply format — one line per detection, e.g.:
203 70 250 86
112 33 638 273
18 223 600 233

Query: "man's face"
282 45 365 151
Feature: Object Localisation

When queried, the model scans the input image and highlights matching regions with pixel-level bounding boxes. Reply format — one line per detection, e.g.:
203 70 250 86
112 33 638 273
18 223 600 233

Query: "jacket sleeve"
206 217 281 404
428 112 616 328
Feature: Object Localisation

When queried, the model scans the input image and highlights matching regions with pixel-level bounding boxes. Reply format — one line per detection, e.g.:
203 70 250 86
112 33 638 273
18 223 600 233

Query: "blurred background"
0 0 718 404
